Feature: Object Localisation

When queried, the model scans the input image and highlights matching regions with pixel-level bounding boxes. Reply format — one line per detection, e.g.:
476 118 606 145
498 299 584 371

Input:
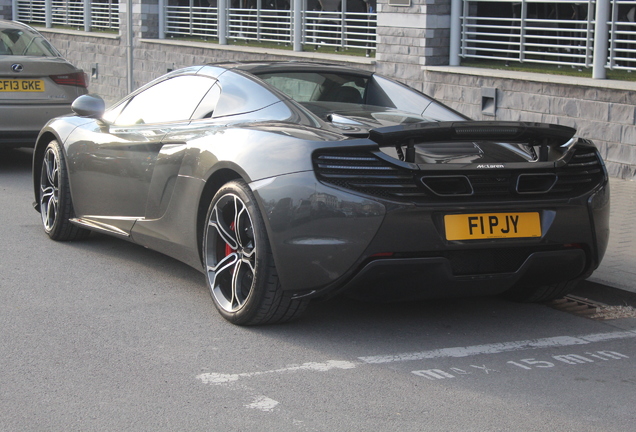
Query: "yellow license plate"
444 212 541 240
0 79 46 92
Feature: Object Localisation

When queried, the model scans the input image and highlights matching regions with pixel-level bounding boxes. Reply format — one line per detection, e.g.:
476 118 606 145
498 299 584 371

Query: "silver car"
0 20 88 147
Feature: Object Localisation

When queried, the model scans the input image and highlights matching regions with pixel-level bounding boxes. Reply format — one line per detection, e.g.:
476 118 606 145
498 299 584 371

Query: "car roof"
208 61 374 77
0 19 35 32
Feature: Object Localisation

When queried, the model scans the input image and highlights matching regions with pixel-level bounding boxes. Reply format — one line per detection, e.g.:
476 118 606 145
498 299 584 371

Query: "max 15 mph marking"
197 331 636 386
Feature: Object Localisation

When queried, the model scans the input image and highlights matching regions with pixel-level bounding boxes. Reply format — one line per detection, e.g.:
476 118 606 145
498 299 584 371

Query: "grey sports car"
32 62 610 325
1 19 88 147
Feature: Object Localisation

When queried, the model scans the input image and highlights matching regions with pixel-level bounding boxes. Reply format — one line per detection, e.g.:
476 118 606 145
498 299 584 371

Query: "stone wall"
0 0 11 20
39 29 128 103
375 0 451 89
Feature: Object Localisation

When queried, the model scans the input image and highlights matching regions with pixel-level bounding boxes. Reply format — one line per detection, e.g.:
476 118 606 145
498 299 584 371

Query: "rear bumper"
255 166 609 300
0 103 74 145
0 131 39 147
344 249 586 301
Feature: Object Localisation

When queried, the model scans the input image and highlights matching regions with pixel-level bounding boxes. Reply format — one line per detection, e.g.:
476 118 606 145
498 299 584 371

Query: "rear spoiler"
368 121 576 163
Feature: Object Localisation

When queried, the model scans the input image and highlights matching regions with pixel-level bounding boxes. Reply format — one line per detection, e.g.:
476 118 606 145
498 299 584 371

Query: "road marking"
415 350 630 380
197 360 357 385
359 330 636 364
245 396 280 412
196 330 636 385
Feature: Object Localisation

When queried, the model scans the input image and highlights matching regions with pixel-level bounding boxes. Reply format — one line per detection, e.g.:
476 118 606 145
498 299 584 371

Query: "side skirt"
69 217 134 238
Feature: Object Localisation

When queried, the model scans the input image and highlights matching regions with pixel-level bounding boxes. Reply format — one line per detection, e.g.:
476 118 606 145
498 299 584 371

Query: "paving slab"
588 177 636 294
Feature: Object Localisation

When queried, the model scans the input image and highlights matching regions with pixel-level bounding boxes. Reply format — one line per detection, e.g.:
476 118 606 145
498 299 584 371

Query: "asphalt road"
1 148 635 431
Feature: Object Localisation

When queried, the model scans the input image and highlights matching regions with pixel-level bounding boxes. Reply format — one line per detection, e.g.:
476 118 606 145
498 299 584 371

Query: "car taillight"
49 71 88 88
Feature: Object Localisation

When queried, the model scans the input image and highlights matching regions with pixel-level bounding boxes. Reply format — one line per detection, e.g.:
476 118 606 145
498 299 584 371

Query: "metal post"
159 0 165 39
127 0 134 92
449 0 461 65
45 0 52 28
608 0 618 69
585 0 595 68
340 0 346 51
189 0 193 36
257 0 261 42
84 0 92 32
293 0 301 51
593 0 610 78
218 0 227 44
519 0 527 62
12 0 18 21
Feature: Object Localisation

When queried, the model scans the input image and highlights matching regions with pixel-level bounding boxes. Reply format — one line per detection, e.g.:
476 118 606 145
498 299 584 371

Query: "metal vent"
313 148 604 203
516 173 558 194
552 149 604 196
421 176 473 196
313 152 428 200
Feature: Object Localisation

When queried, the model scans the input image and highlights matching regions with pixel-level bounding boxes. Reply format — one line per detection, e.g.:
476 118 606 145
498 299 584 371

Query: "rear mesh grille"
313 148 604 203
313 152 427 200
552 150 605 195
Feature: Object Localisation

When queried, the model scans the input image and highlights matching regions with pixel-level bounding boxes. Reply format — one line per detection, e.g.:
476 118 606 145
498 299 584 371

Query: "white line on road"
196 330 636 385
197 360 357 384
359 330 636 364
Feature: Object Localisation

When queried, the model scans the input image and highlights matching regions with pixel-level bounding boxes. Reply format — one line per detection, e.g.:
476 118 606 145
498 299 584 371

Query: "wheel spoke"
44 193 57 228
209 252 239 311
47 156 58 187
230 258 243 308
240 253 255 274
209 250 236 274
234 197 248 250
40 185 54 201
210 203 238 250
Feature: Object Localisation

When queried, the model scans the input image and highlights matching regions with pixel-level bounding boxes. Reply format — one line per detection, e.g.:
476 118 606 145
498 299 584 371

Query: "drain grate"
548 295 636 320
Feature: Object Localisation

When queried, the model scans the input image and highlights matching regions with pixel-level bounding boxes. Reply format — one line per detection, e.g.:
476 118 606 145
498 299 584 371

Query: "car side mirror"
72 94 106 118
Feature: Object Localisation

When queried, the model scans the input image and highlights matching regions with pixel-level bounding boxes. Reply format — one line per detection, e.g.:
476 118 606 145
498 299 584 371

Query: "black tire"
504 279 580 303
39 140 90 241
202 180 309 325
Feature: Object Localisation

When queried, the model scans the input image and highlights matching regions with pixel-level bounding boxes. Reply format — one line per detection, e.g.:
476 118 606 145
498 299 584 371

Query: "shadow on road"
0 148 33 173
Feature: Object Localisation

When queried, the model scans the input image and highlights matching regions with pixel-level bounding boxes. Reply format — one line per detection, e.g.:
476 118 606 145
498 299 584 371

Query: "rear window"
257 72 368 104
0 27 59 57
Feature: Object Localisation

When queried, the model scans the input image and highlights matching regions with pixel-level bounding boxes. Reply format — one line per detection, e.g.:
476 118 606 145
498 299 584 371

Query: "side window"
365 75 466 120
113 76 214 126
190 83 221 120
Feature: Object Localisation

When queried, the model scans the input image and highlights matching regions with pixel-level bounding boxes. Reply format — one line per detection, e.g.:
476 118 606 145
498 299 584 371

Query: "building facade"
2 0 635 178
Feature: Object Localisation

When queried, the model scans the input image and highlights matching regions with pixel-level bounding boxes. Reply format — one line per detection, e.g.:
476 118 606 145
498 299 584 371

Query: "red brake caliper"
224 222 235 257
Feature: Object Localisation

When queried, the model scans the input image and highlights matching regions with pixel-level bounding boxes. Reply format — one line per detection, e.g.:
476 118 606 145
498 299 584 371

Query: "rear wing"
368 121 576 162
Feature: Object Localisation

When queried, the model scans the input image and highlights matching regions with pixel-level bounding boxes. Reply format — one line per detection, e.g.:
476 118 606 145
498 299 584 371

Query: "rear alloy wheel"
39 140 89 241
203 180 308 325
